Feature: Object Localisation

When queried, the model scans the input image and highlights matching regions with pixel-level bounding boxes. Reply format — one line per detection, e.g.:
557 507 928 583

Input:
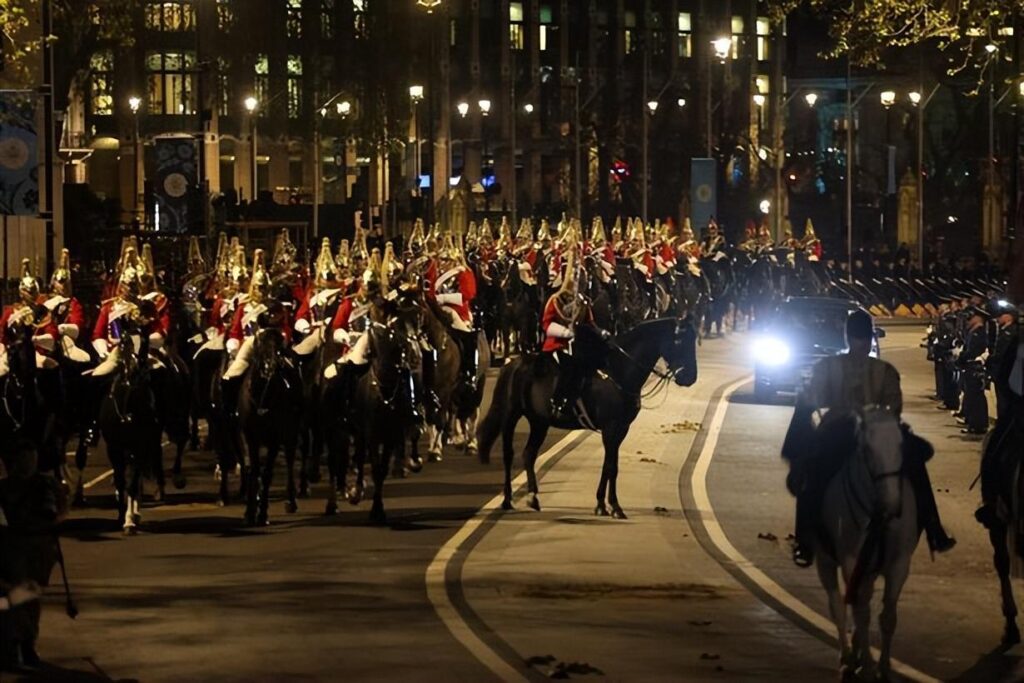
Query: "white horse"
816 407 920 681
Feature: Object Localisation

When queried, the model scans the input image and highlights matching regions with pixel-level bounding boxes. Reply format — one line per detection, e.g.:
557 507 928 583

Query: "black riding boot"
905 456 956 553
456 331 478 390
792 488 820 567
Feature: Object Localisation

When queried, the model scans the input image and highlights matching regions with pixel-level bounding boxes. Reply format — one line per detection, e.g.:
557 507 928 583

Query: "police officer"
957 306 990 435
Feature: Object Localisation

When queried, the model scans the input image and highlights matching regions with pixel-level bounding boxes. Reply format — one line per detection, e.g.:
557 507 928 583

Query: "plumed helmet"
516 218 533 244
336 239 351 269
315 237 340 286
466 221 479 246
139 243 157 294
248 249 272 303
590 217 607 245
19 258 39 302
537 219 552 244
118 247 142 295
408 218 426 254
187 236 206 276
380 241 403 286
557 236 578 296
804 218 817 240
363 247 382 286
214 232 230 278
50 248 72 297
681 217 694 240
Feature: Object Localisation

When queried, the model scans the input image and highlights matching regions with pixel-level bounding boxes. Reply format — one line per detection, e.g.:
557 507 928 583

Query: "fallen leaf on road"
639 457 663 464
659 420 702 433
654 506 670 515
757 532 778 542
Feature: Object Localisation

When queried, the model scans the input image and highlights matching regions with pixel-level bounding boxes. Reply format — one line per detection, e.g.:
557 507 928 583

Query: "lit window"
144 1 195 31
90 50 114 115
756 17 770 61
450 18 457 46
254 54 270 108
217 57 231 116
539 5 553 52
287 0 302 39
677 12 692 58
731 16 744 58
216 0 234 31
321 0 335 39
649 11 664 56
353 0 366 37
146 51 196 115
509 2 524 50
624 11 636 54
287 55 303 119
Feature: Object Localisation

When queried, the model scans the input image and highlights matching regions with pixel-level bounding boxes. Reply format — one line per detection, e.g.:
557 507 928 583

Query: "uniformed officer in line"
957 306 990 435
988 301 1019 421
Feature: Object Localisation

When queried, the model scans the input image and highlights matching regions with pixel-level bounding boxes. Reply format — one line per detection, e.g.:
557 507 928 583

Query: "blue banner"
690 158 717 230
0 93 39 216
153 136 197 233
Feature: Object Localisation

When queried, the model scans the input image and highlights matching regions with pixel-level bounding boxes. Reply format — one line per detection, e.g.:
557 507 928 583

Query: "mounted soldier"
42 249 89 365
223 249 291 383
678 218 702 262
1 260 60 379
293 238 344 357
587 217 616 283
700 218 726 256
325 247 386 380
429 232 480 387
785 310 955 568
802 218 822 261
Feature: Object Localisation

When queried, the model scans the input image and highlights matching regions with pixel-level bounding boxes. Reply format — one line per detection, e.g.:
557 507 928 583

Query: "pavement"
11 326 1023 682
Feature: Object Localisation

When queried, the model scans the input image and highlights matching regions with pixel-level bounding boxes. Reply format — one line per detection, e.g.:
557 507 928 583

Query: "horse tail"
477 360 515 464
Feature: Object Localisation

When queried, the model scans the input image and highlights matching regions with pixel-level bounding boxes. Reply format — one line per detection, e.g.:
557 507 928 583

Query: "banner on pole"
690 158 717 230
0 92 39 216
153 136 197 233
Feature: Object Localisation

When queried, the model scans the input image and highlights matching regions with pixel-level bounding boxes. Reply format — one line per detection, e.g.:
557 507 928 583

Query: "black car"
751 297 884 401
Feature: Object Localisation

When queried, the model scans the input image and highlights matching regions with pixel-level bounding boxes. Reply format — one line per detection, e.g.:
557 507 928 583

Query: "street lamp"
804 92 819 107
712 37 732 61
986 43 999 54
677 98 687 108
646 100 659 114
244 95 258 202
457 101 469 118
478 99 491 116
752 93 766 108
128 96 142 218
523 103 534 114
336 100 352 117
415 0 442 12
707 38 733 157
409 84 424 103
410 85 425 197
759 199 771 215
908 91 922 106
879 90 896 108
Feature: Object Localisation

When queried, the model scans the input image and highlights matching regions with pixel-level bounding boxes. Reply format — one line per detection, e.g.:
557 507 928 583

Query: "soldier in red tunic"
0 260 60 378
293 238 344 357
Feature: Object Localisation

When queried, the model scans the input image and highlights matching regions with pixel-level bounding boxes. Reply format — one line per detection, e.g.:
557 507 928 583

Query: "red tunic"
429 267 477 323
227 302 292 344
541 297 594 353
1 304 60 348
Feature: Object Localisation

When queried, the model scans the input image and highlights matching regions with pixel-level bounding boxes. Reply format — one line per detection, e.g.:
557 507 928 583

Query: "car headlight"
753 336 791 366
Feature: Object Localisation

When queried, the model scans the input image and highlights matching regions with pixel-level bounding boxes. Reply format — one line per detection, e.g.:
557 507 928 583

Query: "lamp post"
910 85 940 267
244 96 258 205
708 37 732 158
478 98 491 211
410 84 425 204
128 96 142 220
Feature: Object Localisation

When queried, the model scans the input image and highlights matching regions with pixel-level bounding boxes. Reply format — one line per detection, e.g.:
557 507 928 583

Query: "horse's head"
252 327 286 380
856 407 904 518
663 316 699 387
368 318 413 388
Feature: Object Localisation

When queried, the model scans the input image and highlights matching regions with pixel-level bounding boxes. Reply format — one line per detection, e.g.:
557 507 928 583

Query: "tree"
766 0 1023 76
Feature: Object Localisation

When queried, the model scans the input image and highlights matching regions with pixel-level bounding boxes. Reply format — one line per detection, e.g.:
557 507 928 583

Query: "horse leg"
259 444 277 525
171 438 187 490
851 575 875 677
348 432 366 505
244 442 260 527
427 419 444 463
991 523 1021 645
500 414 520 511
153 446 167 503
189 413 200 452
111 450 127 526
123 460 141 536
601 429 628 519
464 408 480 455
324 429 340 516
877 558 909 683
815 556 851 677
284 443 298 515
369 442 388 524
522 422 548 512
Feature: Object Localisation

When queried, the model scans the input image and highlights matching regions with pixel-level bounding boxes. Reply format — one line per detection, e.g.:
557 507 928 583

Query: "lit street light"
244 95 258 202
457 101 469 118
409 84 424 103
336 100 352 117
478 99 491 116
753 93 766 108
712 37 732 61
646 100 659 114
677 98 686 108
909 91 922 106
523 103 534 114
128 96 142 218
804 92 819 107
880 90 896 108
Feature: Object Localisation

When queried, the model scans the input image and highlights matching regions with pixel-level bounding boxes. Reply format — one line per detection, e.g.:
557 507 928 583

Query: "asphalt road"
18 326 1023 682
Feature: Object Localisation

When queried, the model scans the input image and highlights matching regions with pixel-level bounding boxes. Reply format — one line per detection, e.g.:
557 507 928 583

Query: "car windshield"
775 305 850 350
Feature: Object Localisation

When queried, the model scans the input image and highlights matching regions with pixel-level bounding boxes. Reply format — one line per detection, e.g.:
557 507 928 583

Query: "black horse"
97 332 163 535
238 325 303 526
478 316 698 518
0 323 60 476
498 257 542 357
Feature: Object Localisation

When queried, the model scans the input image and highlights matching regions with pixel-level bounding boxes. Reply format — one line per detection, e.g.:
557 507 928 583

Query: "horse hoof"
299 484 311 499
528 495 541 512
501 499 515 511
1004 624 1021 646
407 457 423 474
244 514 257 527
370 509 387 524
217 499 227 508
284 500 298 514
428 451 443 463
173 473 187 490
391 466 407 479
611 507 628 520
325 501 338 516
257 513 269 527
123 526 137 536
308 470 322 485
594 504 609 517
153 488 164 503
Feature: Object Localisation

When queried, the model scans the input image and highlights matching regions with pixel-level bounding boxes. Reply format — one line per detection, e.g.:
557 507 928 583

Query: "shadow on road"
949 646 1024 682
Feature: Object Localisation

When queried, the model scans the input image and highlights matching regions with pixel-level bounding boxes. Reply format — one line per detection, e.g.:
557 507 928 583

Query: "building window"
287 0 303 39
624 11 637 54
146 51 195 115
144 1 195 31
287 55 303 119
756 16 770 61
539 5 553 52
254 54 270 109
216 0 234 30
450 17 457 46
649 11 664 56
217 57 231 116
353 0 366 38
731 16 744 58
509 2 524 50
90 50 114 115
677 12 691 58
321 0 335 39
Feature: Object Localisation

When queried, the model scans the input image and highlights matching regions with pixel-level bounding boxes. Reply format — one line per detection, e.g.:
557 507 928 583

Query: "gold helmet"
271 229 297 274
628 217 646 247
139 243 158 295
314 238 340 287
408 218 426 254
248 249 272 304
187 236 206 276
537 219 553 245
681 217 694 241
118 247 142 296
228 238 249 289
213 232 230 279
336 239 351 270
611 216 623 244
466 221 480 246
516 218 533 244
804 218 817 241
783 218 794 240
18 258 39 303
557 237 578 298
50 248 72 297
363 247 383 287
590 217 606 246
497 219 513 251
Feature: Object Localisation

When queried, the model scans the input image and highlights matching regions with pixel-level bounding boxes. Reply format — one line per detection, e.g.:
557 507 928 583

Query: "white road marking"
81 440 172 490
426 430 583 683
688 375 940 683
